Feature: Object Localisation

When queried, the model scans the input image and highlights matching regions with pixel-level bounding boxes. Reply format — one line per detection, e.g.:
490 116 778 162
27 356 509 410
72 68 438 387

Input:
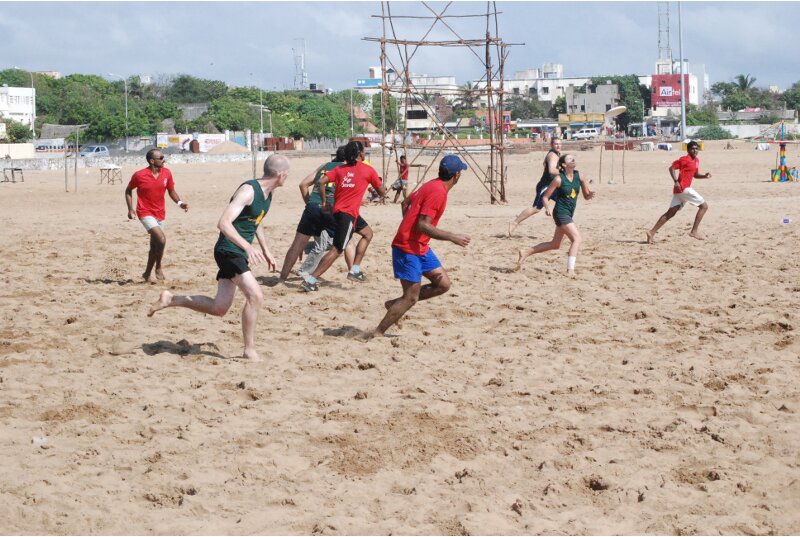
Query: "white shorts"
140 216 165 232
669 187 705 209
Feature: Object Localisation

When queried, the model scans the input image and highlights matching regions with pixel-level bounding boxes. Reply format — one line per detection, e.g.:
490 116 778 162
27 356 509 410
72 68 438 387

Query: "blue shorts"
392 246 442 283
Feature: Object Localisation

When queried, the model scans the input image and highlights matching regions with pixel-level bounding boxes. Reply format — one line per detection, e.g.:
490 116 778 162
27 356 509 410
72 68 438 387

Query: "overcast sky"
3 1 799 91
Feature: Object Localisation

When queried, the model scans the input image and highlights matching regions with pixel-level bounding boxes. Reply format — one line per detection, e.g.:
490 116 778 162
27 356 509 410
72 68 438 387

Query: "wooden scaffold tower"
364 1 518 203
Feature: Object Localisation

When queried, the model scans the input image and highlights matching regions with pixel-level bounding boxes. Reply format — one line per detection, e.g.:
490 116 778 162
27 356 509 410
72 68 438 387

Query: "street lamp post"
109 73 129 152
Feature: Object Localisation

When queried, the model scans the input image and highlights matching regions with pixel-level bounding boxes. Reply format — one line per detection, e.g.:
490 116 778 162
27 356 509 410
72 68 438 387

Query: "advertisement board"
651 74 689 109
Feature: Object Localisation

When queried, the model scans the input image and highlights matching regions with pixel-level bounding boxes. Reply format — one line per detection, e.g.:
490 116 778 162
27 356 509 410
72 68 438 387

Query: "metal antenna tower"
292 38 308 90
657 2 673 69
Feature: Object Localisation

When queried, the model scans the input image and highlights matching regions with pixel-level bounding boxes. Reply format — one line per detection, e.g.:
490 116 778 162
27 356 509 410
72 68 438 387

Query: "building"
0 85 36 133
565 82 620 114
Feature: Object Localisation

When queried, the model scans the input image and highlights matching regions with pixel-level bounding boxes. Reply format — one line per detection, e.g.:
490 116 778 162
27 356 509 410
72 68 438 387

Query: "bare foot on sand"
147 290 173 317
243 348 263 362
513 249 525 272
567 269 576 278
507 220 516 238
142 272 157 284
645 230 655 244
689 231 706 241
155 268 165 280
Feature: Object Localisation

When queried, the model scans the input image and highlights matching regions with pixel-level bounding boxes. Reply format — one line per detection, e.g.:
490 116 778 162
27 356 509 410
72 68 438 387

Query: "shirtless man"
507 136 561 237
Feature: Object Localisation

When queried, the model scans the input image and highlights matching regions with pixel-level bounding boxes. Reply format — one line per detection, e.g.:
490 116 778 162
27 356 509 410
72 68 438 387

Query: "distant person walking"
646 140 711 243
508 136 562 237
391 155 410 203
147 155 290 362
125 148 188 282
515 153 595 277
373 155 470 337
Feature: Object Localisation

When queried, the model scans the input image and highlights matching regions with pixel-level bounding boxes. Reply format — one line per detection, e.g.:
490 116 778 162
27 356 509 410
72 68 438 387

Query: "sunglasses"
152 156 165 161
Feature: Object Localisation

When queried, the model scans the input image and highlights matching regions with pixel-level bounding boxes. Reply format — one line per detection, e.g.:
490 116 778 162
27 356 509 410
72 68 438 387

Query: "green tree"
1 120 33 142
204 96 255 131
167 75 228 103
506 95 546 120
454 82 480 111
782 81 800 111
695 125 733 140
590 75 646 129
685 103 718 126
552 96 566 117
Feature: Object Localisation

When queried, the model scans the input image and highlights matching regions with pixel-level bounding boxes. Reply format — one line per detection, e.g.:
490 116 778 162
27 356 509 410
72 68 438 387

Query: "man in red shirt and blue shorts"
646 140 711 243
302 141 387 292
125 148 189 282
372 155 471 337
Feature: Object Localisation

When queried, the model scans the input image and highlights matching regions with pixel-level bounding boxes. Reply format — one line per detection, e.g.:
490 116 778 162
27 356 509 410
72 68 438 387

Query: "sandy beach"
1 140 798 534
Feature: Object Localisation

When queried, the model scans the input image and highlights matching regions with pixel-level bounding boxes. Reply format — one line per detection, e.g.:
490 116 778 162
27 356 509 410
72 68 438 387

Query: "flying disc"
605 105 627 118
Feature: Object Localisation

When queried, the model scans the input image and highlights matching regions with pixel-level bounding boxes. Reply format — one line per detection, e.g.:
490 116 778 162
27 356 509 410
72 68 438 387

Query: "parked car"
79 145 110 157
572 128 600 140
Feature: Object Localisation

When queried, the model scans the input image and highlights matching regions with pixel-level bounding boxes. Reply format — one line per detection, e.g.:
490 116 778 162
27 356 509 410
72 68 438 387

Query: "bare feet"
147 290 173 317
142 272 156 284
243 348 263 362
507 220 516 238
155 268 165 280
645 230 655 244
689 231 706 241
513 249 525 272
567 269 577 278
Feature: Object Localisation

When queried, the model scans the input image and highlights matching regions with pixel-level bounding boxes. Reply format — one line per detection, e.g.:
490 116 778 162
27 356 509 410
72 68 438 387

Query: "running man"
373 155 471 337
391 155 410 203
148 154 290 362
302 141 387 291
507 136 561 237
125 148 189 282
515 153 595 277
646 140 711 243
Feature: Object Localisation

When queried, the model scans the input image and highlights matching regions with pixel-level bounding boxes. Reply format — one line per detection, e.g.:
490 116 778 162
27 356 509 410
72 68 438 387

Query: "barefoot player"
148 155 290 362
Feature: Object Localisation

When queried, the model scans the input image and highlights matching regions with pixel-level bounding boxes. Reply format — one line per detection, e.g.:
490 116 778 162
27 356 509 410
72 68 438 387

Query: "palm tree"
734 74 757 92
454 82 480 110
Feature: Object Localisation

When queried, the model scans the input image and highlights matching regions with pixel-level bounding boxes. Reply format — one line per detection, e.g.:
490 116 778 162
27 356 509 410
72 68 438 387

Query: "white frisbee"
605 105 627 118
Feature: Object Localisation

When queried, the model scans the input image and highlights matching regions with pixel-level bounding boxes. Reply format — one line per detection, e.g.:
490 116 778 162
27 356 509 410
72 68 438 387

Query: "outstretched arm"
416 215 471 247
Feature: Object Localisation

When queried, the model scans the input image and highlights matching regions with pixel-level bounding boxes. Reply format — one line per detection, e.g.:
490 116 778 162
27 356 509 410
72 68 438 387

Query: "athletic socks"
350 265 361 274
305 275 318 284
567 256 576 271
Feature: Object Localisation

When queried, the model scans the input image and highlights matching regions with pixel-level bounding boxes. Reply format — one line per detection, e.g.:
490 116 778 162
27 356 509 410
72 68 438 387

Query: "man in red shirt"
392 154 410 203
302 141 386 291
372 155 471 337
125 148 189 282
646 140 711 243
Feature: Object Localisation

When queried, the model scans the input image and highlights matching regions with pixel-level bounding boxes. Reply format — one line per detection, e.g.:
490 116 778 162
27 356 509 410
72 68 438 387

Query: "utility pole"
109 73 129 152
678 2 687 141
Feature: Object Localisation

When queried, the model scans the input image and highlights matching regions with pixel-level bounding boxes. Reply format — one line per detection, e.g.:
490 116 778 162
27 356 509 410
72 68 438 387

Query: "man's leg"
689 202 709 240
310 247 341 281
647 205 681 243
148 278 238 317
515 226 565 271
374 279 421 336
298 231 333 275
234 271 264 362
279 231 312 281
144 227 167 281
351 225 373 270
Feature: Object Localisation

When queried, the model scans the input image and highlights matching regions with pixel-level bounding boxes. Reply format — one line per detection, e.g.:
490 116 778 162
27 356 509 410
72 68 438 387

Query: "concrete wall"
686 123 800 139
0 143 35 159
1 150 276 171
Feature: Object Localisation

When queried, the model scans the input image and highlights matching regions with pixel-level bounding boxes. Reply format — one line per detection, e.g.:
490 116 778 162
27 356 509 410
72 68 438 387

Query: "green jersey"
308 161 343 207
214 179 273 257
553 170 581 219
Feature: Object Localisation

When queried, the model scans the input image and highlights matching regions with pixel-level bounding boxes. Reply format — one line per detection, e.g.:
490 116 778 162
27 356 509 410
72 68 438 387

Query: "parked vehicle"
79 145 110 157
572 128 600 140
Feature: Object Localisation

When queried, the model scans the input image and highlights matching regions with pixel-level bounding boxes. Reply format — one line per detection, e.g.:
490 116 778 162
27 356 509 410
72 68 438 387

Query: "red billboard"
651 74 689 109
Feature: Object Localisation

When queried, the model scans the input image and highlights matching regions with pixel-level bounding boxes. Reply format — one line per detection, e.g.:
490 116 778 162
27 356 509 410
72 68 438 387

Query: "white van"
573 128 599 140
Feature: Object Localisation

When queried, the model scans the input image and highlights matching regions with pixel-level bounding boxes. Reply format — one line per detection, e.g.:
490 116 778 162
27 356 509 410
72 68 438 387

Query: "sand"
0 141 798 534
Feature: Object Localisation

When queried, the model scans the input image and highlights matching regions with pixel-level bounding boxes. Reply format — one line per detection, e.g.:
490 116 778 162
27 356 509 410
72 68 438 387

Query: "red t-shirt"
327 161 382 218
127 167 175 220
399 162 409 180
672 154 699 194
392 178 448 255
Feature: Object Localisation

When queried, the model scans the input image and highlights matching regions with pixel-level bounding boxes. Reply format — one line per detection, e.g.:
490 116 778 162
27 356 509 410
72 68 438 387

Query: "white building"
0 85 36 132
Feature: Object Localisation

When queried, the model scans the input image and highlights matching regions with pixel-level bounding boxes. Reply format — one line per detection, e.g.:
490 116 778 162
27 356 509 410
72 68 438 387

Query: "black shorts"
332 212 368 253
296 204 336 237
553 213 574 226
214 249 250 280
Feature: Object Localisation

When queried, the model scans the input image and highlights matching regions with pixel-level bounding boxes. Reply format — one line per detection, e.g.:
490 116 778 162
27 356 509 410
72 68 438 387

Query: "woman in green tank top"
514 154 596 277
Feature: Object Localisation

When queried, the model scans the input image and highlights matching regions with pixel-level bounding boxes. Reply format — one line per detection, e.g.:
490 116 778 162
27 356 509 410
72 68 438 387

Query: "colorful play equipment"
769 122 798 182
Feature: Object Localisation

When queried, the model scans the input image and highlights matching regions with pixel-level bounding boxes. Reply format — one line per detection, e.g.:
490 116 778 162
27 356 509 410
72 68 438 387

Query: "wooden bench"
100 167 122 185
2 167 24 183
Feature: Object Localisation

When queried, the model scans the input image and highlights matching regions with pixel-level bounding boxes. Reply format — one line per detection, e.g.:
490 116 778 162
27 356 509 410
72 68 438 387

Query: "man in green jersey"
148 154 290 362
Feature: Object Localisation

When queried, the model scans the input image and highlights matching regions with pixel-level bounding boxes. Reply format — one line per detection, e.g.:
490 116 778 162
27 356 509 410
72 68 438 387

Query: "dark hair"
400 155 406 161
334 146 346 162
687 140 699 150
344 141 364 165
145 148 160 163
557 153 572 171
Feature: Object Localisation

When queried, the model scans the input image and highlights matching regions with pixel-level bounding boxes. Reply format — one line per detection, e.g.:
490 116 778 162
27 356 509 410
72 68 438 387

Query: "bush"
694 125 734 140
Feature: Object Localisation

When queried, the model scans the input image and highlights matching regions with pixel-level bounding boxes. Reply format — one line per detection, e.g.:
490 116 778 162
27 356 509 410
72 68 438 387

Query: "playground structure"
364 2 519 203
758 121 798 182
